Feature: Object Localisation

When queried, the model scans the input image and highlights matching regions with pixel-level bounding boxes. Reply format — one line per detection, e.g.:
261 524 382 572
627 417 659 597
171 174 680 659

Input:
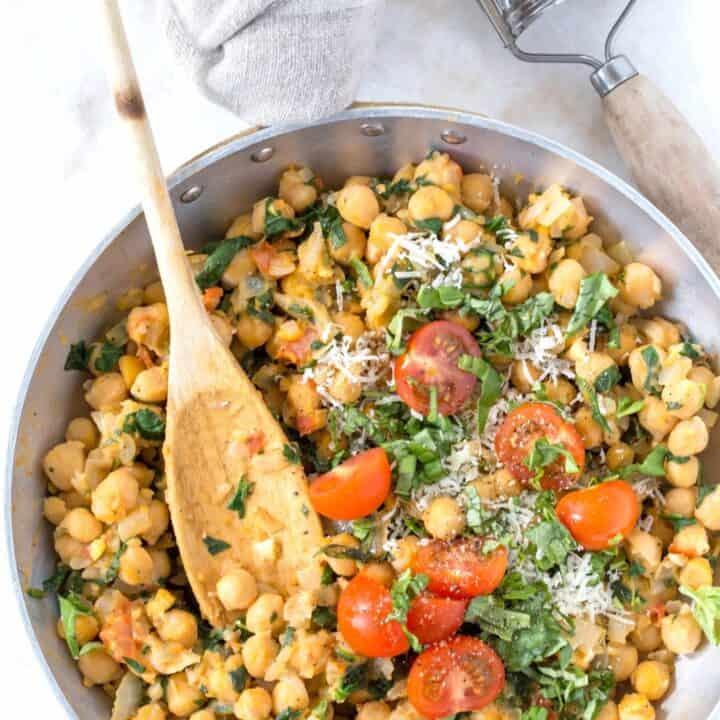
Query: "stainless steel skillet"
6 105 720 719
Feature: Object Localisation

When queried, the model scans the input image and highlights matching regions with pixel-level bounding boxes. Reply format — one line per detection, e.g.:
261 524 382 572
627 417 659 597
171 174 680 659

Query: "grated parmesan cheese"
513 318 575 383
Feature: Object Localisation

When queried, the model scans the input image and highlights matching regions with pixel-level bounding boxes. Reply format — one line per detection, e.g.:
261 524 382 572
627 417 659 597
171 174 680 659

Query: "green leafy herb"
576 377 610 433
203 536 231 555
663 514 697 532
124 657 146 674
122 408 166 441
697 478 715 506
680 584 720 644
333 663 367 702
227 477 254 519
385 308 428 355
594 364 621 393
367 677 393 700
414 218 443 234
311 607 337 630
679 342 701 359
320 564 337 585
196 236 254 290
616 396 645 418
403 516 428 537
283 442 301 464
350 257 373 288
200 621 226 650
417 285 465 310
321 544 377 563
94 341 124 372
59 592 93 659
351 518 375 547
527 516 576 571
276 709 302 720
484 215 509 234
465 595 531 641
309 699 330 720
387 570 429 652
280 626 296 647
78 641 104 657
230 667 248 693
524 437 580 488
64 341 90 371
565 272 618 336
288 302 315 323
620 444 688 478
100 542 127 585
264 199 303 236
335 647 358 663
640 345 662 395
317 205 347 249
520 710 549 720
457 354 503 434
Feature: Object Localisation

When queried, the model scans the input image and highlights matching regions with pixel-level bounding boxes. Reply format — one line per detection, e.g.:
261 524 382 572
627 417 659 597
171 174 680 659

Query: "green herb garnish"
203 536 231 555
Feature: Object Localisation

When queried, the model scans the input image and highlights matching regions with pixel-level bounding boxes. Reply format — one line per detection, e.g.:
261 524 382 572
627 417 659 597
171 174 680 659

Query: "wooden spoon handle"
97 0 203 325
603 74 720 273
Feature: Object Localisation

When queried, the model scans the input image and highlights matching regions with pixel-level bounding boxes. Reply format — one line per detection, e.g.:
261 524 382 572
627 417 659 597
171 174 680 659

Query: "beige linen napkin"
159 0 385 124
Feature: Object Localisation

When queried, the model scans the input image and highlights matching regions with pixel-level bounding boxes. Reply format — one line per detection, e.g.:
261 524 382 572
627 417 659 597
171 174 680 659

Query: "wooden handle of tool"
97 0 203 324
603 74 720 272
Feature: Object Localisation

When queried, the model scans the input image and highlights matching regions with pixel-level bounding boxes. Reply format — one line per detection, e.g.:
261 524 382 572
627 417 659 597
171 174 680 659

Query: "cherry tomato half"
556 480 640 550
494 402 586 490
309 447 391 520
411 537 507 599
406 593 468 645
395 320 481 416
337 573 409 658
407 636 506 719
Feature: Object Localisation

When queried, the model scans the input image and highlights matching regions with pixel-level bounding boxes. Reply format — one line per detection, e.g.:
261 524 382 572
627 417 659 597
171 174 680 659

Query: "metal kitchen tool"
476 0 720 268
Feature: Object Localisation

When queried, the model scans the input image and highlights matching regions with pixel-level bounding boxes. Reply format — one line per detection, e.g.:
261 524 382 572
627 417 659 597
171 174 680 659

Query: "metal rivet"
180 185 204 203
440 129 467 145
360 122 385 137
251 147 275 163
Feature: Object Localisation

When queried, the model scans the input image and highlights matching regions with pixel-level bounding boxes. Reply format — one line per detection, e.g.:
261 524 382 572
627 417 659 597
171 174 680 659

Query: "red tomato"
309 447 391 520
494 402 586 490
395 320 481 416
556 480 640 550
406 593 468 645
407 636 505 718
411 537 507 599
337 573 409 658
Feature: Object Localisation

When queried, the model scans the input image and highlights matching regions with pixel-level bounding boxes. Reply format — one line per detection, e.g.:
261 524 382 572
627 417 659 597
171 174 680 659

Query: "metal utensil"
475 0 720 266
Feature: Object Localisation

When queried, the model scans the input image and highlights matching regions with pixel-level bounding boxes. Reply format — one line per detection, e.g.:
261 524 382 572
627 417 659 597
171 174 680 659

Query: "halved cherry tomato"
494 402 585 490
309 447 391 520
395 320 481 416
411 537 507 599
556 479 640 550
406 593 468 645
407 636 505 718
337 573 409 658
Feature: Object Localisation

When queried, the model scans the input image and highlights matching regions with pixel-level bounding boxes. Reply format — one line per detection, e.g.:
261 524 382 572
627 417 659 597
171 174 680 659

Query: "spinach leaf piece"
566 272 618 337
333 663 368 703
311 607 337 630
640 345 661 395
616 396 645 418
94 341 124 372
196 236 254 290
594 364 621 394
576 377 610 433
64 341 90 371
123 409 166 440
59 592 93 659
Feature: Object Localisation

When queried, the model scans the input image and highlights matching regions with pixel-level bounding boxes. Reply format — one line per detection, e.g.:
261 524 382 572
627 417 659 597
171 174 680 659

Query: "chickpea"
226 212 261 241
91 468 139 524
167 672 205 717
607 642 639 682
602 324 639 366
510 360 541 393
252 197 295 236
695 484 720 530
131 366 168 403
65 417 99 451
443 219 482 248
499 267 532 305
629 616 661 653
544 377 577 405
574 406 603 448
629 345 665 394
77 648 123 686
665 488 697 517
575 352 617 387
661 379 704 420
217 569 258 611
57 612 99 645
638 396 678 442
323 533 361 577
119 355 144 389
625 529 662 573
63 508 103 543
607 443 635 471
509 229 553 275
636 317 680 349
329 223 366 265
670 523 709 557
617 693 655 720
119 545 155 586
548 259 586 308
235 313 274 350
143 280 166 304
140 499 170 546
85 372 128 411
366 214 406 265
596 701 619 720
619 263 662 309
679 557 714 589
246 593 285 635
661 609 703 654
336 185 380 229
136 704 168 720
43 441 86 492
127 303 170 355
44 496 68 525
272 673 309 713
461 248 500 289
631 661 671 701
461 173 493 213
361 562 395 588
408 186 455 223
189 710 213 720
332 312 365 341
666 455 699 488
279 167 318 212
668 417 708 456
157 609 198 648
242 633 279 678
423 496 466 540
391 536 419 574
150 549 171 583
234 687 273 720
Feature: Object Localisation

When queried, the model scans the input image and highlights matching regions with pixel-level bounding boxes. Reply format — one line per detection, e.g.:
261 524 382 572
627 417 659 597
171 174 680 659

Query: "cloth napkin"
158 0 385 124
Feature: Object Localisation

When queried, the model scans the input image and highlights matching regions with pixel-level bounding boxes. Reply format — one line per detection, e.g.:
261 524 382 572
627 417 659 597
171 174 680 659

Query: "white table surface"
2 0 719 713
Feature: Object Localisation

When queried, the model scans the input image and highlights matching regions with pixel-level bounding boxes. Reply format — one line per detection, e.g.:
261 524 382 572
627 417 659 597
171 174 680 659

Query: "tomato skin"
309 448 391 520
556 480 640 550
494 402 586 490
337 573 409 658
406 593 468 645
395 320 481 416
411 537 507 599
407 636 505 719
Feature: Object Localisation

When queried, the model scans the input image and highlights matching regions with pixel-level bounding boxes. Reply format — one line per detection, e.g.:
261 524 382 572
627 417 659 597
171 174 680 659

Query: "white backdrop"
2 0 719 713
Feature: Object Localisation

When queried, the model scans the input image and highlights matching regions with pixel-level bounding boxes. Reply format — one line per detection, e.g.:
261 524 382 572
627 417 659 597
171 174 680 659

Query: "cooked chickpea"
252 197 295 236
617 693 655 720
625 529 662 573
150 549 171 583
157 609 198 648
188 710 213 720
63 508 103 543
408 186 455 222
366 214 406 265
336 185 380 229
661 379 705 419
131 366 168 403
85 373 129 411
670 523 709 557
638 396 678 442
57 612 99 645
668 416 709 456
549 259 586 308
607 642 639 681
619 263 662 309
628 345 665 393
602 324 638 365
361 562 395 588
119 355 144 388
279 168 318 212
323 533 361 577
493 468 522 498
423 496 466 540
666 455 699 488
234 687 273 720
461 173 493 213
65 417 99 451
242 633 279 678
574 406 603 448
246 593 285 635
544 377 577 405
217 569 258 611
678 557 714 589
575 352 616 387
332 312 365 341
661 609 703 654
499 267 532 305
414 152 463 195
665 488 697 517
44 496 68 525
140 499 170 545
595 701 619 720
226 212 260 241
391 536 419 574
329 223 366 265
636 317 680 349
43 441 86 492
461 248 500 289
510 229 553 274
629 615 661 653
509 360 541 393
167 672 205 717
91 468 139 524
143 280 166 304
631 661 671 701
136 704 168 720
272 673 309 713
607 443 635 471
443 219 482 248
119 545 155 586
78 649 122 685
695 484 720 530
235 313 274 350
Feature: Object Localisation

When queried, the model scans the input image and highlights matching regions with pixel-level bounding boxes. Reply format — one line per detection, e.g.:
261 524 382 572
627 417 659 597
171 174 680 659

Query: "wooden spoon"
98 0 324 627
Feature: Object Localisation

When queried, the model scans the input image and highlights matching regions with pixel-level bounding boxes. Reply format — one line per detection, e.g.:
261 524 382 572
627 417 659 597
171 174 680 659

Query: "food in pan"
32 150 720 720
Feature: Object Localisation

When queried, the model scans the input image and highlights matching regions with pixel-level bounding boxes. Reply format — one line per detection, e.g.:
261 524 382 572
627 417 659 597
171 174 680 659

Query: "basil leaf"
228 477 254 519
283 442 301 465
64 341 90 371
662 514 697 532
264 199 303 237
203 536 231 555
333 663 367 703
317 205 347 249
619 445 688 478
640 346 661 395
196 236 254 290
566 272 618 336
94 341 124 372
594 364 621 394
59 592 93 659
387 570 428 652
679 342 701 359
576 377 610 433
321 544 376 563
385 308 428 355
230 667 248 693
616 397 645 418
100 542 126 585
124 657 146 674
350 257 373 288
417 285 465 310
78 641 104 657
311 607 337 630
525 437 580 488
414 218 443 234
465 595 531 642
458 354 503 434
123 409 166 440
680 584 720 644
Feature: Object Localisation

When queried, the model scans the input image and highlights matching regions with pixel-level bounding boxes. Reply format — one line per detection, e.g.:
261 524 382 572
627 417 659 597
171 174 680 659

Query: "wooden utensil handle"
603 74 720 273
97 0 203 324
